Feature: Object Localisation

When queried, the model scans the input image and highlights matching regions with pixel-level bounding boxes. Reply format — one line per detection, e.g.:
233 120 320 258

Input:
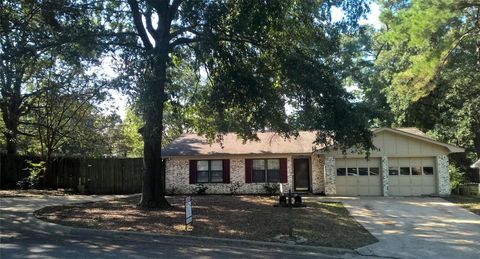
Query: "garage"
336 158 382 196
322 128 464 196
389 157 436 196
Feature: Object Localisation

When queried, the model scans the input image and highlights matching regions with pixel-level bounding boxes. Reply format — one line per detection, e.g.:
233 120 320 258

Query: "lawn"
445 195 480 215
34 195 377 249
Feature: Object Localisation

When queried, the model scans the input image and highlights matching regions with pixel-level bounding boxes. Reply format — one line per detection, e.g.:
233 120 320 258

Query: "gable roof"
372 128 464 153
162 128 464 157
162 131 321 157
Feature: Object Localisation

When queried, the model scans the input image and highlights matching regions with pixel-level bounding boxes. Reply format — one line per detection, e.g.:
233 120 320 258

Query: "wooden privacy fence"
0 156 146 194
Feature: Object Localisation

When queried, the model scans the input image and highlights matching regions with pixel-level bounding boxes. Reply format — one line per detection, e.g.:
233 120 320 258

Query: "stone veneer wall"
165 157 294 194
381 156 389 196
311 154 325 193
436 155 450 196
324 157 336 195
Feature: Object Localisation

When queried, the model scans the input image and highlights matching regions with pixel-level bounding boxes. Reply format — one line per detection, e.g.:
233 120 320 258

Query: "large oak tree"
102 0 374 208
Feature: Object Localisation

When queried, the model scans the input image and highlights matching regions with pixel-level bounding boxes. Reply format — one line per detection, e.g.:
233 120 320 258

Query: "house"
472 159 480 180
162 128 464 196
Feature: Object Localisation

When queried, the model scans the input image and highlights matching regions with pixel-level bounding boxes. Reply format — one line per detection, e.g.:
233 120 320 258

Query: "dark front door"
294 158 310 191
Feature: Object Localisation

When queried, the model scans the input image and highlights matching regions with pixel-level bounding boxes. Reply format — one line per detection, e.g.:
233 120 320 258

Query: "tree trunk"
2 95 21 187
138 44 170 209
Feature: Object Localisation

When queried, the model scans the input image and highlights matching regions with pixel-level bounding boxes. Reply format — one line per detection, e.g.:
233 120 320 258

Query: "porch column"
436 155 450 196
381 156 389 196
324 156 336 195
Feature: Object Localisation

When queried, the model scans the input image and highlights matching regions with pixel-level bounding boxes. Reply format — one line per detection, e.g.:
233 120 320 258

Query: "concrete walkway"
0 195 351 258
337 197 480 259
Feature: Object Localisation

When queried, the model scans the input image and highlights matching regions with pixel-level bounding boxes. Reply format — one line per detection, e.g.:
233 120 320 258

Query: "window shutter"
245 159 252 183
189 160 197 184
223 159 230 183
280 158 288 183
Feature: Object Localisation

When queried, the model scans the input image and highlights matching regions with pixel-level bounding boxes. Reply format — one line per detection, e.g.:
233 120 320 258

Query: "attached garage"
325 128 464 197
336 158 382 196
388 157 435 196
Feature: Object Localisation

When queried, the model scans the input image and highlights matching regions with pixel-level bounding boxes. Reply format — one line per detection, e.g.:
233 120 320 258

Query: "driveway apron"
340 197 480 259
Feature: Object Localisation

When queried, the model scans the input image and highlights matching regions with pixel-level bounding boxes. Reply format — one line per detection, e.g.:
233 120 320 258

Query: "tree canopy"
353 0 479 179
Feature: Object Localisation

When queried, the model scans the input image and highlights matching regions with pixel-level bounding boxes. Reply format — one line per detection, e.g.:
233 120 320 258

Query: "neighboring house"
162 128 464 196
472 159 480 180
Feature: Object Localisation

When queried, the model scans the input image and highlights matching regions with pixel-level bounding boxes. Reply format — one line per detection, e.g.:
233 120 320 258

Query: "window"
400 167 410 175
337 168 346 176
252 159 280 183
369 167 379 175
423 167 434 175
411 166 422 176
197 160 224 183
347 168 358 176
358 167 368 176
267 159 280 182
389 167 399 175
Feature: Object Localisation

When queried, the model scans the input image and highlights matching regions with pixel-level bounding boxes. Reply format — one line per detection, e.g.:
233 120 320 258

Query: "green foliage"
107 0 376 153
449 164 465 191
263 183 280 195
1 0 106 156
17 160 46 189
120 108 144 157
194 184 208 195
355 0 480 169
229 182 243 195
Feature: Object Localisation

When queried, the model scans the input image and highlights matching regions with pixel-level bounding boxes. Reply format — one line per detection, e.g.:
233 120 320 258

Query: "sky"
103 2 382 120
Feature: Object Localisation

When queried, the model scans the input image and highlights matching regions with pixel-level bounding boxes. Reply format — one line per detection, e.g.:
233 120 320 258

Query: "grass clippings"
35 195 377 249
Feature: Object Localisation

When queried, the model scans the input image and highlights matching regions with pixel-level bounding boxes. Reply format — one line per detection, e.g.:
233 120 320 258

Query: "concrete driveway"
340 197 480 259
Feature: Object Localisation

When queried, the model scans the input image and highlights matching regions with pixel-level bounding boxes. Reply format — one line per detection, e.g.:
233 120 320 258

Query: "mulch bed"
34 195 377 249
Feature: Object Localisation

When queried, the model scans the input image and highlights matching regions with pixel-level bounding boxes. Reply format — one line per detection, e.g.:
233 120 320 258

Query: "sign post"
185 196 193 230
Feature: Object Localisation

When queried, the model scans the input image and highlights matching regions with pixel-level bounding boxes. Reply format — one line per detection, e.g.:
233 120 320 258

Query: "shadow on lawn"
35 195 377 249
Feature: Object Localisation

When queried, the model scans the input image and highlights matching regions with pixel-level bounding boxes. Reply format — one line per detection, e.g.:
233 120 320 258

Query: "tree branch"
170 0 184 19
170 25 199 39
145 6 159 41
127 0 153 50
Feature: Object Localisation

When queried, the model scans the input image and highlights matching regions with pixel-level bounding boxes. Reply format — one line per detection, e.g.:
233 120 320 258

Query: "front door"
294 158 310 191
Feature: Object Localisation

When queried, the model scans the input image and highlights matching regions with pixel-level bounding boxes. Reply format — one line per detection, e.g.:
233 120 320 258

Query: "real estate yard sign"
185 196 192 230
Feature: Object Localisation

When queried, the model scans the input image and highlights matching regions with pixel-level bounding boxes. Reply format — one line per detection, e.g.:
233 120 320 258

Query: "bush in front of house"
263 183 280 195
194 184 208 195
229 181 242 195
167 184 178 195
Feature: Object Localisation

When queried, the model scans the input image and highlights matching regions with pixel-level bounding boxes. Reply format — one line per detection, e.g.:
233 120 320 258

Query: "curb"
78 227 356 256
31 210 357 257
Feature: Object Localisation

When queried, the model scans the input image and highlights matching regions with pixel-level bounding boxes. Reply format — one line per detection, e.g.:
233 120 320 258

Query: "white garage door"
389 157 436 196
336 158 382 196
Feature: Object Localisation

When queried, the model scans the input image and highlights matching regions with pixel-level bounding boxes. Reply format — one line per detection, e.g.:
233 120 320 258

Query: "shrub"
229 181 242 195
167 184 179 195
194 184 208 195
263 183 280 195
449 164 465 192
17 160 46 189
